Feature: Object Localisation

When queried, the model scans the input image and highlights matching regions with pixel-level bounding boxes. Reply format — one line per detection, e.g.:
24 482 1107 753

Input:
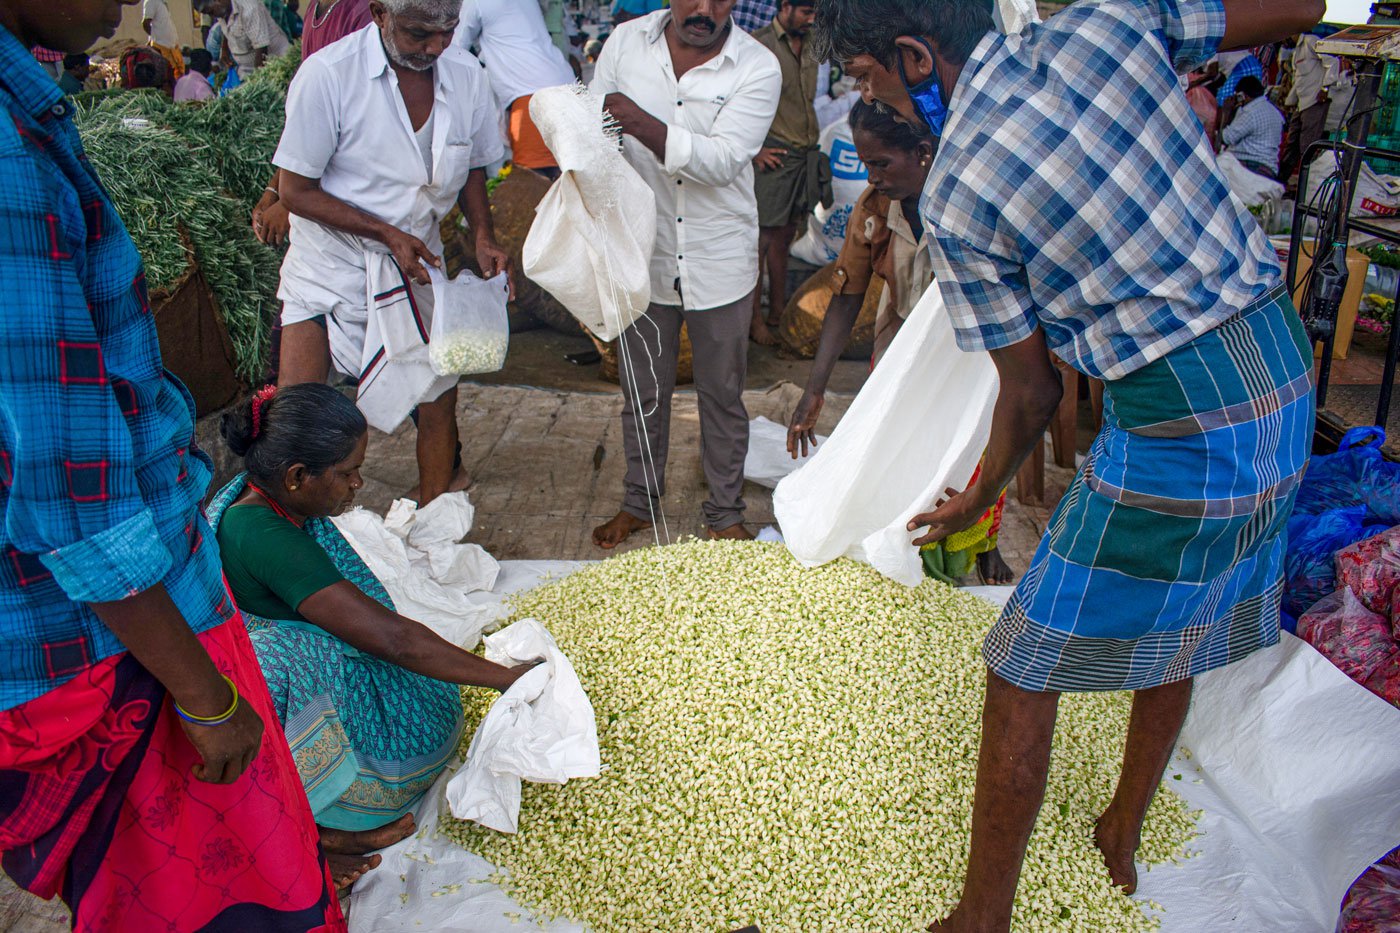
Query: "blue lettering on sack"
829 139 867 181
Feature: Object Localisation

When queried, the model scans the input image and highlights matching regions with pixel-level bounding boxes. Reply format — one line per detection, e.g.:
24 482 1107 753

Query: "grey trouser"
618 293 751 530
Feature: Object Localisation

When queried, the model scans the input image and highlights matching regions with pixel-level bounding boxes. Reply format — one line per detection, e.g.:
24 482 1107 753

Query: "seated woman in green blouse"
209 383 531 876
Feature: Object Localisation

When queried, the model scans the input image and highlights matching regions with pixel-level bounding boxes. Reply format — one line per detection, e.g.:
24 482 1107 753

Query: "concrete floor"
0 330 1081 930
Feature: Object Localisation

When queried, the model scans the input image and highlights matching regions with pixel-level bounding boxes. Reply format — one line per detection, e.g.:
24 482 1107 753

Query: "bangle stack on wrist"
175 674 240 726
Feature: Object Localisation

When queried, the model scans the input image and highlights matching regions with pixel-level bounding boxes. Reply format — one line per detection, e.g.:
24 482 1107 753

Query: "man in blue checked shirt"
0 0 349 926
812 0 1322 929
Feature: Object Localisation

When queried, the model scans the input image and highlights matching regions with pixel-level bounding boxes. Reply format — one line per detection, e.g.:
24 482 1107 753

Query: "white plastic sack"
333 492 504 649
446 619 600 833
774 283 998 587
427 268 510 377
744 416 823 489
1217 150 1286 208
523 84 657 342
791 119 868 267
1303 149 1400 222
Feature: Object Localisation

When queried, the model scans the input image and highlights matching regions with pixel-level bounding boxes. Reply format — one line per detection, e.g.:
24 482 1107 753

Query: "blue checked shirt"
0 25 234 710
921 0 1281 381
732 0 777 33
1216 53 1263 106
1222 94 1285 175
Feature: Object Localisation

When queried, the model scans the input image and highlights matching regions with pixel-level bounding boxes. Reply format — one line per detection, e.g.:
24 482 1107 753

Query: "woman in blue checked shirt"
811 0 1322 929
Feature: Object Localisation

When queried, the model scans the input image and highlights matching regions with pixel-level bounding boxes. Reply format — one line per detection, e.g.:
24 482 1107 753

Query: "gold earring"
290 485 298 491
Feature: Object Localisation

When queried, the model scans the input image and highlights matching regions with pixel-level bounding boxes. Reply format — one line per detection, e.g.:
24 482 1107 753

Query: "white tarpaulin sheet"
350 561 1400 932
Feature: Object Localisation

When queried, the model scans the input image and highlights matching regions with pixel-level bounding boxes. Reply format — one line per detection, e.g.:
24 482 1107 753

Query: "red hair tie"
250 385 278 440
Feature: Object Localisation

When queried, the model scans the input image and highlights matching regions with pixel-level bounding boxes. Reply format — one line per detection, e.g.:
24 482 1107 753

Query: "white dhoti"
278 219 457 433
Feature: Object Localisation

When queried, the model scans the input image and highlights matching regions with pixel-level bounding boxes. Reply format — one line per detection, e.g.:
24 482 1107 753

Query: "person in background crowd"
589 0 780 547
301 0 370 55
1323 53 1355 140
1215 47 1262 103
1280 32 1328 187
580 35 602 83
612 0 665 26
210 385 535 854
57 51 88 95
0 0 353 926
174 46 217 100
195 0 290 74
143 0 186 79
788 101 1015 586
1222 75 1285 180
811 0 1320 928
28 43 61 78
1184 62 1219 147
455 0 575 178
750 0 828 346
251 0 371 252
273 0 509 506
265 0 304 39
732 0 776 32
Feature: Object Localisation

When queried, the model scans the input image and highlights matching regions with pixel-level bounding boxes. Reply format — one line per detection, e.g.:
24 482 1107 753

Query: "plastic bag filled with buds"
442 541 1197 932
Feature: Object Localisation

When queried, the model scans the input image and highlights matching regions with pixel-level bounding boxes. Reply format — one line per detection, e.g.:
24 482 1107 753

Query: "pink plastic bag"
1336 527 1400 620
1298 588 1400 707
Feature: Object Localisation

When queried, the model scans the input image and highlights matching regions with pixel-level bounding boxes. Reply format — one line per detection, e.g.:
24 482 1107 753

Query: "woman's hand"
179 695 265 784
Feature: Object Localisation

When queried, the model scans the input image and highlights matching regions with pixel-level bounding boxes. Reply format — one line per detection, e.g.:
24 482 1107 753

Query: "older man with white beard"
274 0 508 504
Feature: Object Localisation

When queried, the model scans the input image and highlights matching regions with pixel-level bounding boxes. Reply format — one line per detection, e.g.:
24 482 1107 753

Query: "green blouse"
216 502 345 622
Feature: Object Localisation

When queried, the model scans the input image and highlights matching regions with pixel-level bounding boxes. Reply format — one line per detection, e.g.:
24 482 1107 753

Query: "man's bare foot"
1093 813 1140 894
750 320 778 346
592 511 652 549
328 851 382 892
405 464 473 506
707 523 754 541
319 813 416 854
977 548 1016 586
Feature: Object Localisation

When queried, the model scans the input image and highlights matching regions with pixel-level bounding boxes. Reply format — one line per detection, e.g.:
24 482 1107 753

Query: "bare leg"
414 386 459 505
277 319 332 386
765 221 796 327
1094 678 1193 893
751 227 780 346
931 670 1060 933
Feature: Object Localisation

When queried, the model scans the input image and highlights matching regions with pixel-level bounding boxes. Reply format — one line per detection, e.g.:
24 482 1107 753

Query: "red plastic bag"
1298 588 1400 707
1339 845 1400 933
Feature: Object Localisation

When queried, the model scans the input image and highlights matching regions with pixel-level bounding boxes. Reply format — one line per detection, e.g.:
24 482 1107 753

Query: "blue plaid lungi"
985 283 1315 692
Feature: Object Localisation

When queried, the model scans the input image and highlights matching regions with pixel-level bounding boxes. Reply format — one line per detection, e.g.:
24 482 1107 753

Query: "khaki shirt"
752 18 819 149
832 185 933 363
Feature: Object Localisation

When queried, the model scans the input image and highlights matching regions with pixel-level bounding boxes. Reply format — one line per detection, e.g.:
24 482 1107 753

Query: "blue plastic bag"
1284 506 1372 617
1293 427 1400 524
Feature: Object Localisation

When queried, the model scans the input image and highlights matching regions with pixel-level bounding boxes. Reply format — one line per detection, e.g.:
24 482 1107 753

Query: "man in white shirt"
274 0 509 504
588 0 780 547
455 0 574 175
195 0 290 73
142 0 180 49
1281 33 1329 187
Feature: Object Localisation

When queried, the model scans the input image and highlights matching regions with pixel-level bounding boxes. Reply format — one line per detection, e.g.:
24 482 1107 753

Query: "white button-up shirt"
221 0 290 72
455 0 576 111
274 23 505 242
590 11 779 310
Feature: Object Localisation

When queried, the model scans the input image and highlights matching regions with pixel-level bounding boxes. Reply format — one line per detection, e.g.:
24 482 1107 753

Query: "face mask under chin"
896 38 948 138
